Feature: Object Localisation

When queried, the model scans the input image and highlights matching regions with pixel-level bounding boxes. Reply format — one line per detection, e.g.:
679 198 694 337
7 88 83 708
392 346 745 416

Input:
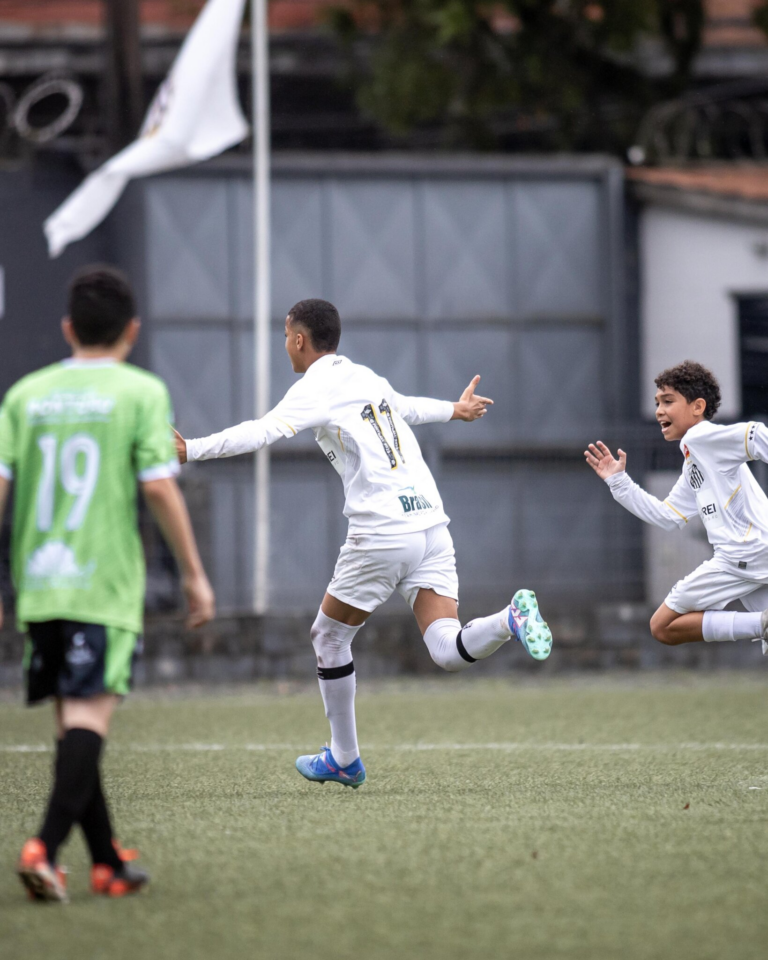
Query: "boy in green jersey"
0 265 215 902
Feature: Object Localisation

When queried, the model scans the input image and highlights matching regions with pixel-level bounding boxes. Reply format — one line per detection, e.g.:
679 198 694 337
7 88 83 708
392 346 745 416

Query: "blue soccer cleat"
508 589 553 661
295 745 366 789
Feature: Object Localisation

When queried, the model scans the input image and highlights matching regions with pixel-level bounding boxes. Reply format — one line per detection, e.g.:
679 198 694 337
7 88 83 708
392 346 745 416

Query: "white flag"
45 0 248 258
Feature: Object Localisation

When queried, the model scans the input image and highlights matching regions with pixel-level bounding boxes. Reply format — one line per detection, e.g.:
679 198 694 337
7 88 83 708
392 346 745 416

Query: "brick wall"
0 0 337 33
1 0 766 46
705 0 766 46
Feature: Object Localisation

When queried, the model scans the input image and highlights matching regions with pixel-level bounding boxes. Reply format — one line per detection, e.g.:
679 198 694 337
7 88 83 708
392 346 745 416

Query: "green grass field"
1 675 767 960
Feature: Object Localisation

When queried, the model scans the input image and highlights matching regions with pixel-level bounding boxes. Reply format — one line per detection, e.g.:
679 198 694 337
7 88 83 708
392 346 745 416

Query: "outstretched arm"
391 375 493 426
584 441 693 531
177 379 328 464
0 475 9 630
175 420 277 464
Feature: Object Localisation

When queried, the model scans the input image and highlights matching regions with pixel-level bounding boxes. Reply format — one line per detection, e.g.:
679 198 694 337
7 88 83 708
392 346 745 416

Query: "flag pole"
252 0 271 614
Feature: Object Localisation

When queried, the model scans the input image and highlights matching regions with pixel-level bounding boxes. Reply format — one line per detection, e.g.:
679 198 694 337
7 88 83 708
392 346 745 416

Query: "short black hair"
287 299 341 353
68 265 136 346
655 360 721 420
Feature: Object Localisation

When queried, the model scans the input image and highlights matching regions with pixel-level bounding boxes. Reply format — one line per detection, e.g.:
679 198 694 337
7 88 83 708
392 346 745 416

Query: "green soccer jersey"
0 359 178 633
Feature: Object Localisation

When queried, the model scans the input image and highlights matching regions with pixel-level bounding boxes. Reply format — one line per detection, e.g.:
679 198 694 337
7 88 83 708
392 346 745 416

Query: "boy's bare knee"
649 615 674 645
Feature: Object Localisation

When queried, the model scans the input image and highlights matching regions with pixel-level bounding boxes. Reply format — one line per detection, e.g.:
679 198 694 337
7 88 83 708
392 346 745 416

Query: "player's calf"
311 610 363 769
703 609 766 651
651 604 767 651
423 589 553 668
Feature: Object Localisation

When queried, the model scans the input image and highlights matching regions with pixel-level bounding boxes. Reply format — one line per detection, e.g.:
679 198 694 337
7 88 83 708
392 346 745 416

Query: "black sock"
39 728 103 865
80 772 122 869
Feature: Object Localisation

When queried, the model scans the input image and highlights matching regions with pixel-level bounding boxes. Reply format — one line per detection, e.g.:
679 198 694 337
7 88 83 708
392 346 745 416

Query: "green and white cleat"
508 589 553 661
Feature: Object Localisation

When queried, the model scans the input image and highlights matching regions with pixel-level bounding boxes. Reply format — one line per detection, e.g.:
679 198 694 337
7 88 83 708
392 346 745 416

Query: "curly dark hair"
654 361 721 420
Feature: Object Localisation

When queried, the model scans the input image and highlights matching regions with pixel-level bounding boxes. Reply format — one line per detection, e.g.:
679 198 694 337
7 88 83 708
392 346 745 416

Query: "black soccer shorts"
24 620 142 704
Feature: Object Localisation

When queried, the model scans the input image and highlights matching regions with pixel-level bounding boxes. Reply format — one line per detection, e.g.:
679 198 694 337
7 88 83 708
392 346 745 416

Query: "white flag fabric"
45 0 248 258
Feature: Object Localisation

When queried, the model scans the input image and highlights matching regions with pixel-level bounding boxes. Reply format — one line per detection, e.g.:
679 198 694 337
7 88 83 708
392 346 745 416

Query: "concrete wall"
640 204 768 419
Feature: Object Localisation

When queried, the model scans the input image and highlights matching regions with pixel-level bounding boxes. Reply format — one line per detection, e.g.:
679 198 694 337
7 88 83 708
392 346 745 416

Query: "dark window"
739 295 768 419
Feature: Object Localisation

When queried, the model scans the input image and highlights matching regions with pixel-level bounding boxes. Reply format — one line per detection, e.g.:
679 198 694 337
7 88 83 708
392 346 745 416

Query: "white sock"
323 673 358 768
459 607 511 660
311 610 362 768
702 610 763 642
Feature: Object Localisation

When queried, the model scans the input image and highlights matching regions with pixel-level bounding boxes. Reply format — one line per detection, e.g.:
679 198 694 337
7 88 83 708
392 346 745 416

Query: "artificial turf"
0 674 767 960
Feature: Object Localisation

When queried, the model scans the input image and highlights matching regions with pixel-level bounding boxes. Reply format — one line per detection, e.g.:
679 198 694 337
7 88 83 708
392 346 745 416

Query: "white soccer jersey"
186 354 454 535
606 420 768 576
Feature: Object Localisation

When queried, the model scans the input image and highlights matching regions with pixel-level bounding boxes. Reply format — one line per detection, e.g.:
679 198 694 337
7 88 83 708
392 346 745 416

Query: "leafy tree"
329 0 705 150
754 2 768 38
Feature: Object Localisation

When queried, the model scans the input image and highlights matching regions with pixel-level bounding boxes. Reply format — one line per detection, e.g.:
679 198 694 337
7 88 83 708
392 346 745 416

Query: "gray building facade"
0 153 640 623
125 153 635 616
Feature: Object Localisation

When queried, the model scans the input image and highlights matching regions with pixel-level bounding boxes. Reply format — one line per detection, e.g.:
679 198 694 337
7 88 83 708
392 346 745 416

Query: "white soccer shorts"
665 556 768 614
327 521 459 612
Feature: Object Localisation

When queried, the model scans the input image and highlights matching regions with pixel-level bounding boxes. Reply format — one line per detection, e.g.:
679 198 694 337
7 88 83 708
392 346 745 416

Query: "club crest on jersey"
687 462 705 491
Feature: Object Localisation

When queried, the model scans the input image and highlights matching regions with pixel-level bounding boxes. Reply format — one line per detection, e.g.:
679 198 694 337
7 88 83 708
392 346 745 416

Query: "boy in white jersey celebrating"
0 266 215 901
585 360 768 654
175 299 553 788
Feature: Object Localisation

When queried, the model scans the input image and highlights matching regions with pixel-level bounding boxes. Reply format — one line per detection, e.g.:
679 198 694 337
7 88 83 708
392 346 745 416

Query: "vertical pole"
252 0 271 614
104 0 143 151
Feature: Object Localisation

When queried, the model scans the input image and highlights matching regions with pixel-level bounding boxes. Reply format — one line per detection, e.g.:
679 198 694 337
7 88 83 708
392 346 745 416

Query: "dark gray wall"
0 159 150 395
124 154 635 616
0 162 156 616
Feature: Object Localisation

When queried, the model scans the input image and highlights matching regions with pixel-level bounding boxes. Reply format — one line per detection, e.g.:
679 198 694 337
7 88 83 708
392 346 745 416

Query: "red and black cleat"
91 862 150 897
17 838 69 903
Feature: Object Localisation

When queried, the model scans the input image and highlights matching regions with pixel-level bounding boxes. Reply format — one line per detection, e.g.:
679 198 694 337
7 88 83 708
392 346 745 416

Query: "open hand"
452 375 493 422
173 428 188 465
584 441 626 479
